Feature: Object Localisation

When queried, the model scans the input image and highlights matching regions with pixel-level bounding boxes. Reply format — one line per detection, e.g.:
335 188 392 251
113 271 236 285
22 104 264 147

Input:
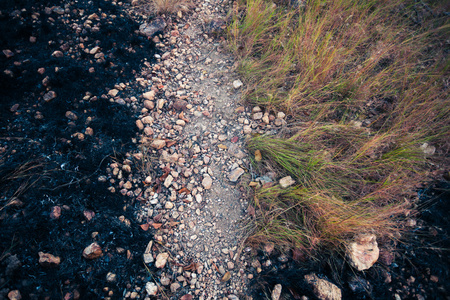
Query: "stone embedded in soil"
143 241 154 264
347 234 379 271
305 273 342 300
233 79 243 89
202 175 213 189
50 206 61 219
65 111 78 121
229 167 244 182
170 282 180 292
38 252 61 267
150 139 166 149
155 253 169 268
145 282 158 296
3 49 14 58
108 89 119 97
43 91 57 102
106 272 117 282
271 284 282 300
7 290 21 300
139 17 167 37
173 100 188 111
279 176 295 188
143 90 155 100
82 243 103 259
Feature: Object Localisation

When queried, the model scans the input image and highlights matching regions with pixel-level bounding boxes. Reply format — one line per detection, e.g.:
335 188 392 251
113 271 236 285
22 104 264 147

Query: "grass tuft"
229 0 450 255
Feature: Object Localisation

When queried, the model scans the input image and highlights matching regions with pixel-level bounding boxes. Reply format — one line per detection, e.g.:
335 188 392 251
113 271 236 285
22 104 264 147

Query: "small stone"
151 139 166 150
146 282 158 295
170 282 181 292
420 143 436 155
7 290 21 300
347 234 379 271
277 112 286 119
49 205 62 219
253 112 263 120
155 253 169 268
305 273 342 300
90 46 100 54
271 284 282 300
144 100 155 110
227 261 234 270
3 49 14 58
143 90 155 100
143 241 154 264
108 89 119 97
38 252 61 267
106 272 117 282
262 113 270 124
233 79 243 89
202 176 212 189
165 201 174 209
243 125 252 134
173 100 188 111
279 176 295 188
164 175 174 188
229 168 245 182
83 210 95 221
141 116 154 124
82 243 103 259
139 17 167 37
43 91 57 102
136 119 144 130
51 50 63 57
195 194 202 203
65 111 78 121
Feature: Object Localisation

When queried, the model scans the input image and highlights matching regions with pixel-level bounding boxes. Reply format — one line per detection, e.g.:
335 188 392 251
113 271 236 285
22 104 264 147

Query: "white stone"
233 79 243 89
202 176 212 189
155 253 169 268
164 175 173 188
279 176 295 188
145 282 158 295
347 234 379 271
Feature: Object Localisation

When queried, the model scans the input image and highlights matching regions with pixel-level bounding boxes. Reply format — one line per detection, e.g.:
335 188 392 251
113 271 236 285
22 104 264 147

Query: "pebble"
279 176 295 188
229 167 244 182
145 282 158 295
233 79 243 89
155 253 169 268
38 252 61 267
202 176 212 189
82 243 103 259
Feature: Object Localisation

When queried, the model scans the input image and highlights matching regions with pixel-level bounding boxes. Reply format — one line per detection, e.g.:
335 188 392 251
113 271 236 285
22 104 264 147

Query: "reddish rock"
82 243 103 259
173 100 188 111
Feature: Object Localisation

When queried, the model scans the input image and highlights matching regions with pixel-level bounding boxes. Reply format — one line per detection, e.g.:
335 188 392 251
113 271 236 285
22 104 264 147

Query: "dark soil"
0 0 157 299
250 181 450 300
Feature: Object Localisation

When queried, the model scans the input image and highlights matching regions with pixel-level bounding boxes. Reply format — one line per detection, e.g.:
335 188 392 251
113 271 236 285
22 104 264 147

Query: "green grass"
228 0 450 254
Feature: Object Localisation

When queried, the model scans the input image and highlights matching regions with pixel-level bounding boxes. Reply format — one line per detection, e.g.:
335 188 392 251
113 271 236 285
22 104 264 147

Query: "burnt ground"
0 0 449 299
0 0 157 298
249 180 450 300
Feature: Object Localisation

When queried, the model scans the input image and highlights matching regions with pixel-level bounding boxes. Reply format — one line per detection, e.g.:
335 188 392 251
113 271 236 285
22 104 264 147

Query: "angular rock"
7 290 21 300
305 273 342 300
279 176 295 188
50 206 61 219
106 272 117 282
145 282 158 296
229 167 244 182
143 241 154 264
139 17 167 37
38 252 61 267
173 100 188 111
43 91 57 102
82 243 103 259
108 89 119 97
143 90 155 100
347 234 379 271
170 282 180 292
3 49 14 58
253 112 263 120
271 284 282 300
150 139 166 150
155 252 169 268
65 111 78 121
233 79 243 89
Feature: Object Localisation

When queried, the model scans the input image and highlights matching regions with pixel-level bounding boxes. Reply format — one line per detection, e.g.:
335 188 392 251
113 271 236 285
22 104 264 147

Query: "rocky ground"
1 0 449 300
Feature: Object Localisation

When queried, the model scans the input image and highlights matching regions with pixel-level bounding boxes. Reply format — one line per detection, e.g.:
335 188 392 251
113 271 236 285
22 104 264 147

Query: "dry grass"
228 0 450 254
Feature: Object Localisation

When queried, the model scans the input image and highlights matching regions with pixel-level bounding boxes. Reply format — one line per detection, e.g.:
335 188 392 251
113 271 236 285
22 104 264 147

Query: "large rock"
139 17 166 37
305 273 341 300
347 234 379 271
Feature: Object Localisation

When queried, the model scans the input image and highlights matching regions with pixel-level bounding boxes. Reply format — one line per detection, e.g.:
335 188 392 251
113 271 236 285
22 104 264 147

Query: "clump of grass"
229 0 449 254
